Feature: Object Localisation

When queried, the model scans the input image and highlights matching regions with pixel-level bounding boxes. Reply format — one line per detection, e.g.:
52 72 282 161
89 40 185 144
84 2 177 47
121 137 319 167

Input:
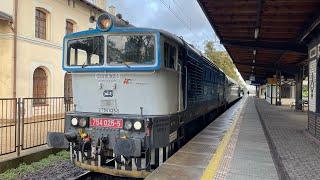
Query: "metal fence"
0 97 73 157
0 98 17 156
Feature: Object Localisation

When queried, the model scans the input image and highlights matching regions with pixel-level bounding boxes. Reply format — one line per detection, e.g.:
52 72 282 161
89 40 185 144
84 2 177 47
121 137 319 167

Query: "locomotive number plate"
90 118 123 128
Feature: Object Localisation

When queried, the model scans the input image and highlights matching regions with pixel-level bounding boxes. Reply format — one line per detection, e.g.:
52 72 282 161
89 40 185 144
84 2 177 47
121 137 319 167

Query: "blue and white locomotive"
48 13 241 178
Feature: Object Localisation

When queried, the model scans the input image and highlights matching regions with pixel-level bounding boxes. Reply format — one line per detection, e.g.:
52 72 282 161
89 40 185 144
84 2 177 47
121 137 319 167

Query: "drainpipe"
13 0 18 98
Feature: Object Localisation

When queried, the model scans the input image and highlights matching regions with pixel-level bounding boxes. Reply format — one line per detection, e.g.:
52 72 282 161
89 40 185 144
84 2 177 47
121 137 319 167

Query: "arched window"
33 67 47 105
35 8 47 39
66 20 75 34
64 73 73 99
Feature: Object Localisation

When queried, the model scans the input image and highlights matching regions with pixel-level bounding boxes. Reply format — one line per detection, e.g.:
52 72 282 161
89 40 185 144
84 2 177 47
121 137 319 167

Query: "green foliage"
302 85 308 98
0 150 69 180
204 41 244 86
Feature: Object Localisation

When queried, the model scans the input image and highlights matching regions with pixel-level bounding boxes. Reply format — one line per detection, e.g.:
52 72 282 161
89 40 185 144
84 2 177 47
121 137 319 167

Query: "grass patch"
0 150 69 180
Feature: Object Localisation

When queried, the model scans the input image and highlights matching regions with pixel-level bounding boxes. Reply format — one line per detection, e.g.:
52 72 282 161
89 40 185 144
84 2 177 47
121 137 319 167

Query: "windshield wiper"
122 62 131 68
81 62 88 68
116 61 131 68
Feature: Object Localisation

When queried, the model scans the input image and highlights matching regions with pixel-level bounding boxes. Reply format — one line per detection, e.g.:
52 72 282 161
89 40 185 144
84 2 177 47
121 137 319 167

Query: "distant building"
0 0 109 100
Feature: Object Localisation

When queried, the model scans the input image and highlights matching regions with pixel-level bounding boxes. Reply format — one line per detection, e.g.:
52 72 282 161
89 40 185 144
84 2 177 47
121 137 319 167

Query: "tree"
204 41 244 87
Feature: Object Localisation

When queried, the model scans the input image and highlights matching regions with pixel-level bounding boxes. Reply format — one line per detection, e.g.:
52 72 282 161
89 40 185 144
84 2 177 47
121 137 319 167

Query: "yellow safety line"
201 110 240 180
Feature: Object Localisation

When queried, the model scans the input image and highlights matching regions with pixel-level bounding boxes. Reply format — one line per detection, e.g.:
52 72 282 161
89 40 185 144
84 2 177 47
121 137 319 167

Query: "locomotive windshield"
107 35 155 66
67 36 104 66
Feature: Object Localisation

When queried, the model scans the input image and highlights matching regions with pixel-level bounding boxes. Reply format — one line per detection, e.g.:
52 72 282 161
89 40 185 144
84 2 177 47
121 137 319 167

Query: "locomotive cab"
48 13 185 177
47 13 241 178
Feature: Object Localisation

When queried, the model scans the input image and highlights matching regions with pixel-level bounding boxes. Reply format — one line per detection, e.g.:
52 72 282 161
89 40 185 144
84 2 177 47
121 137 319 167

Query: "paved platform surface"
146 99 245 180
223 98 278 180
255 99 320 180
146 97 320 180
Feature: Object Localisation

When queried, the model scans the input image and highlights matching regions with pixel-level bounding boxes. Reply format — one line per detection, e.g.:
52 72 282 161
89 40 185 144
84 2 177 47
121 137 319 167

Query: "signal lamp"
133 121 142 130
97 13 113 31
71 117 78 126
79 118 88 128
124 120 132 130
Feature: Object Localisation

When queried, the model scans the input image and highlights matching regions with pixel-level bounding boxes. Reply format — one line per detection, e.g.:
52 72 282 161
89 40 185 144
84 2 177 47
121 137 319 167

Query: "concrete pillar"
295 67 303 110
276 70 282 106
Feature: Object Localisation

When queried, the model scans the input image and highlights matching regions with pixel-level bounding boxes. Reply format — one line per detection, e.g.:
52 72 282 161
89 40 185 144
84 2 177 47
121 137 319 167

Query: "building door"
33 67 47 105
64 73 73 101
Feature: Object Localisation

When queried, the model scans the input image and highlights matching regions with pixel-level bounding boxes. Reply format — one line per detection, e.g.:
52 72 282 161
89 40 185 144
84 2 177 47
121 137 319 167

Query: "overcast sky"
106 0 247 85
107 0 224 52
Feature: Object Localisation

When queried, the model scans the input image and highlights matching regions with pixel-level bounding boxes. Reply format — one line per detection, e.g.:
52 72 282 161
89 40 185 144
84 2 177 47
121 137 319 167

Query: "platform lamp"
254 28 259 39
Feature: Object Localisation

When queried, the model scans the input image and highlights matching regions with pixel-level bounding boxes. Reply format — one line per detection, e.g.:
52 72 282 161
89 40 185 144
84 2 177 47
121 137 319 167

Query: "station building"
0 0 111 99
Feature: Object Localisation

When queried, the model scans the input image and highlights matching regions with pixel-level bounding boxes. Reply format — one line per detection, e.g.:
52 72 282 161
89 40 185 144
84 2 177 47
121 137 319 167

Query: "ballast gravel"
18 160 86 180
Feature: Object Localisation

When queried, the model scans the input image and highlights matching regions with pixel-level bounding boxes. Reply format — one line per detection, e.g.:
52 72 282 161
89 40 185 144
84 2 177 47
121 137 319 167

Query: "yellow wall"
0 38 13 97
0 0 14 16
0 0 107 98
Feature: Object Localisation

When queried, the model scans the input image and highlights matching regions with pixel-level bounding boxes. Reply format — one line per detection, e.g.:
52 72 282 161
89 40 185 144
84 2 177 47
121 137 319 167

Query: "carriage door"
163 42 182 111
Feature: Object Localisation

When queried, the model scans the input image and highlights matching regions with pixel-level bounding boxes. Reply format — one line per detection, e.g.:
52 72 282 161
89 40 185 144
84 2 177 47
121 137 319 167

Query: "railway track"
72 171 142 180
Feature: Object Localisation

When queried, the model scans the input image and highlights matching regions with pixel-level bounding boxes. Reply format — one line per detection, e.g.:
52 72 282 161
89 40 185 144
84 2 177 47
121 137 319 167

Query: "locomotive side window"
107 35 155 66
164 42 176 69
67 36 104 66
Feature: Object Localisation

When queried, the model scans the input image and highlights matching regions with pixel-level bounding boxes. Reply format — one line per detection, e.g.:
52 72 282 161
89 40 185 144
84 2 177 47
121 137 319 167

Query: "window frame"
35 8 47 40
66 20 75 35
163 41 178 70
66 35 105 67
63 32 161 72
106 33 157 67
281 84 292 98
33 67 48 106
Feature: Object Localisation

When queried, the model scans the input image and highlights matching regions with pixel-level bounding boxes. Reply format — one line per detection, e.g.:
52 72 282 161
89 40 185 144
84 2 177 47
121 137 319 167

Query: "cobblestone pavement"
223 98 278 180
255 99 320 180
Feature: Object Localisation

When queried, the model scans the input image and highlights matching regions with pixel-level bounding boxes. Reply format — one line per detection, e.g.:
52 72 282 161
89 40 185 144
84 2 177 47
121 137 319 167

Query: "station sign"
308 42 319 112
267 78 276 85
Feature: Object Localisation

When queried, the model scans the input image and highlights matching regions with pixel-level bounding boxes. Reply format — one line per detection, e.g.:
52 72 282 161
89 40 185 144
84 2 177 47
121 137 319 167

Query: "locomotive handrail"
178 63 182 112
184 66 188 111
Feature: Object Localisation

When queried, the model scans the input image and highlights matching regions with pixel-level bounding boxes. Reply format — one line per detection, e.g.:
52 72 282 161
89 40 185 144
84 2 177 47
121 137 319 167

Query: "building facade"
307 33 320 139
0 0 108 99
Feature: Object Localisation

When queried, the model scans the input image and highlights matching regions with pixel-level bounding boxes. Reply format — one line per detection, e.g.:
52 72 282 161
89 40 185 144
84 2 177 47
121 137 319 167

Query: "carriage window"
164 42 176 69
107 35 155 66
67 36 104 66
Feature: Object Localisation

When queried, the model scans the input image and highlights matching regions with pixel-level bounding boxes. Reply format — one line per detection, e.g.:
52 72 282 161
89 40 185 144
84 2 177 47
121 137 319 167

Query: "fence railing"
0 97 73 157
0 98 17 156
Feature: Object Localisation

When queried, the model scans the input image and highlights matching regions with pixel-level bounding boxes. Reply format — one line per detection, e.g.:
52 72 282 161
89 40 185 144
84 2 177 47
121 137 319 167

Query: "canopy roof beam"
221 39 307 54
298 11 320 43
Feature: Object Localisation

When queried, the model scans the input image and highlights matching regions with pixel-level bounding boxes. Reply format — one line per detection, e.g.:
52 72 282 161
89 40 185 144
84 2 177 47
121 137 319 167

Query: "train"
47 13 242 178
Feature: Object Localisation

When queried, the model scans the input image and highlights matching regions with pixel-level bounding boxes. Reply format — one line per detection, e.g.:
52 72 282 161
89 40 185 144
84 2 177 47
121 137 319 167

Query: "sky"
106 0 247 86
107 0 224 52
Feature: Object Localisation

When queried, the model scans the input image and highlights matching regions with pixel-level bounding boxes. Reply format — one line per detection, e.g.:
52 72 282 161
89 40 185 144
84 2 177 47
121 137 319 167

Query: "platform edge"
200 100 244 180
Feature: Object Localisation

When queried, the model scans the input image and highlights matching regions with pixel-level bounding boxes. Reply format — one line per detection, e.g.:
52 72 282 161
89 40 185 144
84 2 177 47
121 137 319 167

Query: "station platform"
146 97 320 180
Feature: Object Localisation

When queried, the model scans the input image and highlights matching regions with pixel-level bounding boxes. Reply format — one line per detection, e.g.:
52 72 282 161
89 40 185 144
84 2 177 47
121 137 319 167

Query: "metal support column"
295 66 303 110
276 70 282 106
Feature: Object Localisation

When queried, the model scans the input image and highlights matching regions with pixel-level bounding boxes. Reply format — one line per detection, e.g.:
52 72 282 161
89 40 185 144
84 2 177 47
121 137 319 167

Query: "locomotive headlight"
133 121 142 130
97 13 113 31
71 117 78 126
79 118 88 128
124 120 132 130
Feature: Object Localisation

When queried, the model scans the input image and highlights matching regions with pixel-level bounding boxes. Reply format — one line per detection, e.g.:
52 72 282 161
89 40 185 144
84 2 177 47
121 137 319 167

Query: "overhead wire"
159 0 222 50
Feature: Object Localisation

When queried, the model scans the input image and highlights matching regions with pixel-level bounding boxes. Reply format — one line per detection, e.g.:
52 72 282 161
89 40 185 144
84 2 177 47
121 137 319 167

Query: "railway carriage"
48 13 242 178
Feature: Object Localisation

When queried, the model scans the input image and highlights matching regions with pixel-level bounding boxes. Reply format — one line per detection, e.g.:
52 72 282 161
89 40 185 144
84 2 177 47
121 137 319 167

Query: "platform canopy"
198 0 320 84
